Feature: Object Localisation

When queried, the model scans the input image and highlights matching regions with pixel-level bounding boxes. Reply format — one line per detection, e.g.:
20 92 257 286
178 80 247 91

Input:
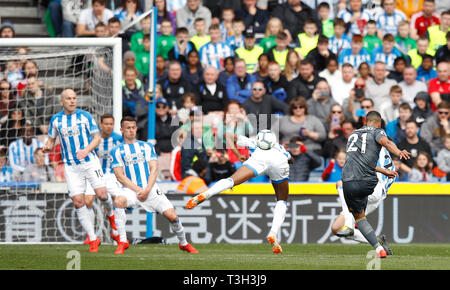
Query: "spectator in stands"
307 80 338 124
209 150 236 182
114 0 142 35
235 0 269 34
322 149 346 182
337 0 371 36
410 0 440 39
196 66 228 114
319 57 341 87
342 77 366 122
152 97 180 154
156 56 167 82
338 34 371 69
328 18 351 56
180 120 212 179
176 0 212 37
329 63 356 106
399 66 428 108
16 60 39 97
412 91 434 127
0 21 15 38
122 66 146 118
176 159 209 194
375 0 407 38
429 61 450 110
218 56 235 87
291 59 325 100
76 0 114 37
283 50 300 82
271 0 320 44
286 136 322 181
182 50 204 87
357 62 372 82
107 16 131 53
130 15 151 55
277 96 326 154
176 93 197 124
322 119 355 159
154 0 176 35
61 0 89 37
420 101 450 154
235 28 264 74
264 61 289 103
22 148 55 182
365 61 397 110
0 146 14 183
0 107 25 147
392 155 409 181
219 7 235 41
8 121 43 175
363 20 382 55
387 56 407 83
169 130 186 182
407 151 436 181
379 85 403 123
219 101 254 164
435 32 450 64
158 60 192 109
436 134 450 180
48 143 65 182
371 34 403 71
267 32 290 70
417 54 438 84
0 80 17 124
20 75 56 135
168 27 197 67
297 19 319 58
316 2 333 38
253 53 270 83
3 60 24 89
259 17 285 53
395 20 417 56
199 24 234 71
179 106 215 151
242 81 289 130
306 35 336 73
226 18 246 51
190 18 211 52
398 119 433 171
427 10 450 52
407 35 436 69
226 58 257 103
386 102 412 144
355 98 383 129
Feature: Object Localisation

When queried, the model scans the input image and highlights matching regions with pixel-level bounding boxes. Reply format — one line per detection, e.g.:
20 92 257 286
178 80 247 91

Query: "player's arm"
77 132 101 160
113 166 143 193
375 166 398 178
377 136 411 160
137 160 158 202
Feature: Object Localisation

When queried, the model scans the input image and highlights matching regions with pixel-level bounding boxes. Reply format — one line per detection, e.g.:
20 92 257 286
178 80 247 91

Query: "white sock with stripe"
203 177 234 199
269 200 287 236
76 205 97 241
114 208 127 243
171 218 188 246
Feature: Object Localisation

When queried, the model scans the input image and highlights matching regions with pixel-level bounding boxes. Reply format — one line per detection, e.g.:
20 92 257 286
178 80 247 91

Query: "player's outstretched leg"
266 180 289 254
163 208 198 253
355 214 387 258
186 166 255 209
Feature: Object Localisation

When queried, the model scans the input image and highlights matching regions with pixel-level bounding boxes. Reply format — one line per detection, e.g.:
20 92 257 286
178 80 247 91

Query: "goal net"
0 38 123 243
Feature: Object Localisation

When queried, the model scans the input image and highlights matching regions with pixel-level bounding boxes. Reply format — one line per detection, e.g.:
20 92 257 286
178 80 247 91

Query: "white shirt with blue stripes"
375 10 406 37
96 131 123 174
111 140 158 189
8 138 43 172
199 41 234 71
377 147 395 198
48 109 100 166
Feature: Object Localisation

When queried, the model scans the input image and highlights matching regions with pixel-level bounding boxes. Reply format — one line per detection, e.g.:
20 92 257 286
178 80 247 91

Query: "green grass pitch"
0 243 449 270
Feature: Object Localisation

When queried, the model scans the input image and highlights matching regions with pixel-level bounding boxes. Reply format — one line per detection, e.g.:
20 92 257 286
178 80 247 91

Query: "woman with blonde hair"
259 17 284 53
284 49 301 82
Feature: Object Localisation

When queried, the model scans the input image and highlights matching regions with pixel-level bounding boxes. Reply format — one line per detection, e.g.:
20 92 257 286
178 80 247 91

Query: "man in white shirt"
379 85 403 123
330 63 357 105
76 0 113 37
399 66 428 108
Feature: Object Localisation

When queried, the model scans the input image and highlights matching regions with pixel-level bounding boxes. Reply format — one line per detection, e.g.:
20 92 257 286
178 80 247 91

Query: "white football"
256 130 276 150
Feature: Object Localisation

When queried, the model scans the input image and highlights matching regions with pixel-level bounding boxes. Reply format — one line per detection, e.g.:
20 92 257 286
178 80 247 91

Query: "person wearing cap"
412 91 434 127
235 28 264 73
152 97 180 154
0 21 15 38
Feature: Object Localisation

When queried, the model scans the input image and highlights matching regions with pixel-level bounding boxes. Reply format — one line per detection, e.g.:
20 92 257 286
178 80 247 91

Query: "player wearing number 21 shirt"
341 111 410 258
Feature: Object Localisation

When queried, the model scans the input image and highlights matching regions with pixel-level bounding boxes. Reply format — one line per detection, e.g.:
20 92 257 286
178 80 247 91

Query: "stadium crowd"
0 0 449 189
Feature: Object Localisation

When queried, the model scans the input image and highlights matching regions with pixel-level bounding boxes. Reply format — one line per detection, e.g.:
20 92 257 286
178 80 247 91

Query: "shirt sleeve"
111 147 124 168
48 115 57 139
374 128 388 143
83 111 100 135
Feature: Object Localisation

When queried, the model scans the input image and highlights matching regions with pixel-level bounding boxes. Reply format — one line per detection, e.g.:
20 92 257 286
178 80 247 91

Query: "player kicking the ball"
340 111 410 258
43 89 115 253
331 146 396 255
186 130 293 254
111 116 198 255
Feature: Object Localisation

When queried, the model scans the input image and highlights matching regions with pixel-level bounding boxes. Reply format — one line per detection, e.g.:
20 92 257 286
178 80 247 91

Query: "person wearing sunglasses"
420 100 450 154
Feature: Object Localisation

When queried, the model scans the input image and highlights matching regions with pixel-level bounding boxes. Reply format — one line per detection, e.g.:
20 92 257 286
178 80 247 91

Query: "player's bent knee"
94 187 108 200
114 196 127 208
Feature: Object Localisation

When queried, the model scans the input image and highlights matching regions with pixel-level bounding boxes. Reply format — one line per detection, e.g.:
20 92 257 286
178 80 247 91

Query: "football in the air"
256 130 276 150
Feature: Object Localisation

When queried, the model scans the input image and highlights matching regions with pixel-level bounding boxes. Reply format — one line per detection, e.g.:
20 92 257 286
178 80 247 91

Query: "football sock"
87 206 95 229
347 229 368 243
114 207 127 243
203 177 234 199
100 193 114 217
76 205 97 241
337 185 354 229
269 200 287 236
171 218 188 246
356 217 381 249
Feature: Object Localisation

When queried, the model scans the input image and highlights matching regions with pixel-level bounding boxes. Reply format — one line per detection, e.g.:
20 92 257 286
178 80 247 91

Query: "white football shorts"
243 146 290 183
120 184 173 214
85 172 124 197
64 158 106 198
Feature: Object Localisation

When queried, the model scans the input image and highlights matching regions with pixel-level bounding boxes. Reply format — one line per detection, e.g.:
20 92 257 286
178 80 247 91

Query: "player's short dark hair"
366 111 382 124
101 113 114 123
121 116 136 127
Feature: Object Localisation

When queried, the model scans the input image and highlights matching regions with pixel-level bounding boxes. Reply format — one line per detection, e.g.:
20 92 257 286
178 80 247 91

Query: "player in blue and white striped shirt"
199 24 233 71
43 89 114 252
110 116 198 254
